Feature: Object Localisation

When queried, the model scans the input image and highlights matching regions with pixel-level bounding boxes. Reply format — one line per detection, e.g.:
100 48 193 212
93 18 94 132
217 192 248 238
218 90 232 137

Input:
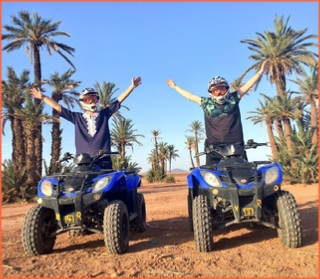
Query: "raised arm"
118 76 142 104
166 79 201 105
238 60 269 98
30 87 62 113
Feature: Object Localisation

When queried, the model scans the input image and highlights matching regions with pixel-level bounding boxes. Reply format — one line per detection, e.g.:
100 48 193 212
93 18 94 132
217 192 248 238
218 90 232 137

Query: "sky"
1 1 318 173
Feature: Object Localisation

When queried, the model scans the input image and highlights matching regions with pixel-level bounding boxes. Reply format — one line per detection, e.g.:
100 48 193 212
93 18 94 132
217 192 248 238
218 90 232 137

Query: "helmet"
74 153 92 165
207 76 230 105
79 88 99 112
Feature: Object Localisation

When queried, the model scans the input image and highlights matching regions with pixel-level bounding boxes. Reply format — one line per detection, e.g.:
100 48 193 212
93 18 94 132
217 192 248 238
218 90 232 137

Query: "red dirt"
1 173 318 278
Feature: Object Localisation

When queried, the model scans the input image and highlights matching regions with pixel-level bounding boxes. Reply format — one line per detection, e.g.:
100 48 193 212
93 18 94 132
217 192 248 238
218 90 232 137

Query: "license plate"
64 214 75 224
242 208 254 217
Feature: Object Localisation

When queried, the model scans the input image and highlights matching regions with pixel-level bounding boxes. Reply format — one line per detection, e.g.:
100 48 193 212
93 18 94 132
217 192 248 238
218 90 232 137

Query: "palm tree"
147 149 158 171
241 15 318 96
230 77 245 92
271 92 300 153
110 118 144 159
94 81 129 121
289 64 318 144
150 130 162 165
2 67 30 173
247 94 278 160
42 69 81 173
13 89 56 187
167 144 180 174
2 10 76 178
185 135 195 169
186 120 204 167
158 142 168 174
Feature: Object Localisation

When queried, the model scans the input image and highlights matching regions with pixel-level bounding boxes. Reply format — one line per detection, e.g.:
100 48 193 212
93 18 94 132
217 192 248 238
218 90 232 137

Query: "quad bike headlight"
40 180 53 196
200 171 222 187
265 166 279 184
92 175 113 193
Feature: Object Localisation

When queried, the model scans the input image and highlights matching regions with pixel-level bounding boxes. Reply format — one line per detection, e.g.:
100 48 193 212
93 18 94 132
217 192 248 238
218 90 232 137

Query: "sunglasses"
211 86 228 96
82 96 98 104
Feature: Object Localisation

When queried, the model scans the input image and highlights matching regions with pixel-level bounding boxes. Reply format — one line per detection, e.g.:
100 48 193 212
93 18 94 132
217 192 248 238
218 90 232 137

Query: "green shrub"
164 175 175 183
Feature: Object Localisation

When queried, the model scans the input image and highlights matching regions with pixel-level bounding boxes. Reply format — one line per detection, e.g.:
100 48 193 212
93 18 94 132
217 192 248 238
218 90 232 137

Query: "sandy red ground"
1 173 318 278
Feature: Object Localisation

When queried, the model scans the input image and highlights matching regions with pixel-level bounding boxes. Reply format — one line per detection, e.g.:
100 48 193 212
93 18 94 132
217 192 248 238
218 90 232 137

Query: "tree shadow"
52 199 318 254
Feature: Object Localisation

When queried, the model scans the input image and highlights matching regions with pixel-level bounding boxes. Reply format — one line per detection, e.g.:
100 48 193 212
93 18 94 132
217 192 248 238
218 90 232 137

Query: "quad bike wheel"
21 205 57 256
103 200 129 254
130 193 147 233
275 190 302 248
187 194 194 232
193 195 214 252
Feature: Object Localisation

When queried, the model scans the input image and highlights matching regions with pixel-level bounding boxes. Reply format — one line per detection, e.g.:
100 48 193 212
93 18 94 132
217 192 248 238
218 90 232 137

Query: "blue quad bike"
21 151 146 256
187 139 303 252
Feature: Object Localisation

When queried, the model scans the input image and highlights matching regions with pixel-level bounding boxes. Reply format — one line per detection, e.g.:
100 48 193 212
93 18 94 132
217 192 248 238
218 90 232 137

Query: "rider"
166 60 268 165
30 76 142 168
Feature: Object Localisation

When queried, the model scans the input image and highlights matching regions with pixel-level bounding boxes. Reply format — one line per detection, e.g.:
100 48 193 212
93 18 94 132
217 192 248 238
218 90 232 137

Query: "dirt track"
1 173 319 278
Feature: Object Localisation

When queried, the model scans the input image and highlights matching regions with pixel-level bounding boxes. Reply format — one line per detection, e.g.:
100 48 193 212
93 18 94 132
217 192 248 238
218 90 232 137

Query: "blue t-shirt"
59 100 120 157
200 91 244 145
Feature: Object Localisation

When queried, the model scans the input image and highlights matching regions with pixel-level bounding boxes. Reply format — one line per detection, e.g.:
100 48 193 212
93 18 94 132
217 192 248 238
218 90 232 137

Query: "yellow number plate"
64 214 75 224
242 208 255 217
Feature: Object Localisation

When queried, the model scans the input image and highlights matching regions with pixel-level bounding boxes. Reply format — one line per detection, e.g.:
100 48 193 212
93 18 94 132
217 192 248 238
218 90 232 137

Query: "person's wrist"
41 94 46 100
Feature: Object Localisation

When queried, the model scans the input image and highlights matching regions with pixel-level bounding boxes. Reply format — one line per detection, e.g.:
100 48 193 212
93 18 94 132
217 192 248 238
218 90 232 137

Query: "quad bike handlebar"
244 139 269 149
56 150 119 164
196 139 269 158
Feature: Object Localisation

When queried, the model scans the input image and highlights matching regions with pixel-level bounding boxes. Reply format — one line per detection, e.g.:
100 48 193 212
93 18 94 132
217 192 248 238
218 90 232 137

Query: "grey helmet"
79 88 99 112
207 76 230 104
74 153 92 165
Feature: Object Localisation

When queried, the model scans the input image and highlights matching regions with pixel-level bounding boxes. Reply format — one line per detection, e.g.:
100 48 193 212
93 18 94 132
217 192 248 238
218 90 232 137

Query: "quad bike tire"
193 195 214 252
275 190 302 248
187 194 194 232
103 200 129 254
130 193 147 233
21 205 57 256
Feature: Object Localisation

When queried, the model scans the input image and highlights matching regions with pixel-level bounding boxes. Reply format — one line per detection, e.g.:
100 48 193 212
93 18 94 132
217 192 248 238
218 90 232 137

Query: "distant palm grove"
2 12 318 203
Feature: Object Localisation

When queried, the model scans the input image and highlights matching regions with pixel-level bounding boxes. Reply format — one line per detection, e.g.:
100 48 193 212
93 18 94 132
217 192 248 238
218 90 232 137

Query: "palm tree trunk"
189 150 195 168
275 71 287 97
49 113 62 173
195 133 200 167
121 144 125 159
33 45 43 180
310 101 318 145
266 120 278 160
25 126 38 188
283 118 294 152
12 117 26 173
275 120 284 140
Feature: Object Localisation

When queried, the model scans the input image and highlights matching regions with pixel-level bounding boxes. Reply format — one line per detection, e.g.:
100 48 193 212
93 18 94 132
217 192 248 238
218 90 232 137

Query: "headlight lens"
92 176 113 193
200 172 222 187
40 180 53 196
265 166 279 184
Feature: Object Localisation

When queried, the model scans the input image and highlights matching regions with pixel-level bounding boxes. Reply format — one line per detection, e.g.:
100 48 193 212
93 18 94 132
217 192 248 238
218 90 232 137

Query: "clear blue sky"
1 1 318 173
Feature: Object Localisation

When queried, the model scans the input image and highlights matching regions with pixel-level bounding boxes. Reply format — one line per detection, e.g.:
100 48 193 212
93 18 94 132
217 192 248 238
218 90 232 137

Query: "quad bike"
21 151 146 256
187 139 302 252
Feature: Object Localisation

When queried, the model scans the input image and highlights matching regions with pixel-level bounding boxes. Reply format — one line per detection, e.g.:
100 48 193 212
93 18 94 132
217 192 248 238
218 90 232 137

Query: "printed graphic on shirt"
200 92 240 117
83 112 99 137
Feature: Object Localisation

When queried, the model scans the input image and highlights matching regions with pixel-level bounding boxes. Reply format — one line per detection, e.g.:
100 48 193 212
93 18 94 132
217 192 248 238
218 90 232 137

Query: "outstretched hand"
30 87 42 99
132 76 142 88
260 59 269 73
166 79 176 89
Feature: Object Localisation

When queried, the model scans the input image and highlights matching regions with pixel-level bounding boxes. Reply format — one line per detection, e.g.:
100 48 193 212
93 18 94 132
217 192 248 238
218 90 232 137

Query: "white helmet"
207 76 230 105
79 88 99 112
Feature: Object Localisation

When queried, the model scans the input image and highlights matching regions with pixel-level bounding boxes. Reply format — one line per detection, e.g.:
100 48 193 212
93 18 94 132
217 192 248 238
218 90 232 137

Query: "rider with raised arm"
166 61 268 165
30 76 142 168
